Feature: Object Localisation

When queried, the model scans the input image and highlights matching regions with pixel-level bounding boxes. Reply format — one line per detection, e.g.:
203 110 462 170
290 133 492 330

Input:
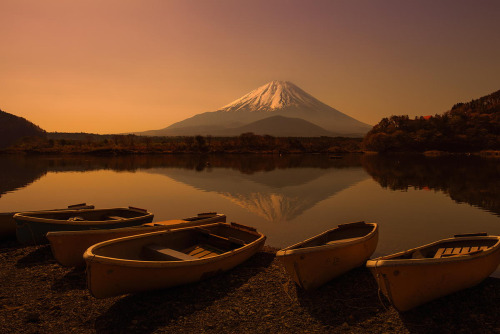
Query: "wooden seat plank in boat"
183 244 224 258
443 248 453 256
143 244 197 261
434 245 491 258
434 248 445 258
106 216 124 220
195 227 246 247
326 237 359 245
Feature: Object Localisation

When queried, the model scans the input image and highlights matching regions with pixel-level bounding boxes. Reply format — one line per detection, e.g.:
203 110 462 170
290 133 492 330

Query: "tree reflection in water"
361 154 500 216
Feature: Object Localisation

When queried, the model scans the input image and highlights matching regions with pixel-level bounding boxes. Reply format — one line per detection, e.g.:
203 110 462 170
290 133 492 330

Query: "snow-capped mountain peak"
138 80 372 137
220 80 324 112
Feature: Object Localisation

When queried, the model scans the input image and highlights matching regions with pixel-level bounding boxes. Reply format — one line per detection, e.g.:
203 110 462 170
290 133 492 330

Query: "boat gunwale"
83 222 266 268
366 235 500 268
13 207 153 226
276 222 378 257
46 214 226 238
1 204 94 219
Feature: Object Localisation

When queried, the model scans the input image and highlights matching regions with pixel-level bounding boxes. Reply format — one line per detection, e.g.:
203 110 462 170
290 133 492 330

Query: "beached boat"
84 222 266 298
366 233 500 312
276 221 378 290
15 206 153 246
0 203 94 240
47 212 226 267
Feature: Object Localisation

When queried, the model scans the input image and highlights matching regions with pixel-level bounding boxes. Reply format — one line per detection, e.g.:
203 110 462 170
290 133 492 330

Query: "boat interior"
21 208 147 221
391 238 498 260
92 223 261 261
184 212 218 221
293 222 374 249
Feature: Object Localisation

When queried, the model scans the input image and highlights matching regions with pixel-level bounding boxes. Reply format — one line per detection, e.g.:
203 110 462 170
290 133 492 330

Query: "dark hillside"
0 109 46 148
363 90 500 152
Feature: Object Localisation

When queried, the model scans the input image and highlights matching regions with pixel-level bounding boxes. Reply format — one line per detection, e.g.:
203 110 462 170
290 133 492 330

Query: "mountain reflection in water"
0 154 498 219
146 166 367 223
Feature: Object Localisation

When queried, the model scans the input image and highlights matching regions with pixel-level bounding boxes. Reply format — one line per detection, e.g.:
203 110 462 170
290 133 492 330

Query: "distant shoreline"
2 132 499 157
1 148 498 158
2 134 365 155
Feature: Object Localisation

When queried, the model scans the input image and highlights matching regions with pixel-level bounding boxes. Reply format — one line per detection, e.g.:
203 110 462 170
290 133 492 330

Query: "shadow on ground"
16 245 54 268
399 277 500 333
94 250 275 334
51 267 87 292
296 266 383 329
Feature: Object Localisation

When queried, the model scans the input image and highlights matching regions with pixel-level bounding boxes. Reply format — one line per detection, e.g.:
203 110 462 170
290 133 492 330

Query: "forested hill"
0 109 46 148
362 90 500 152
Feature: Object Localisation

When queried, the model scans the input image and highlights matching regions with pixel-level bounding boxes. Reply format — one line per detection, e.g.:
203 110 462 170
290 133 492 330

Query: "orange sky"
1 0 499 134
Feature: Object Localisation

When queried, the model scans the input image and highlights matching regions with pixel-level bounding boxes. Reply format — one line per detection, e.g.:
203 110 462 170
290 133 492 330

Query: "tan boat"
0 203 94 240
47 212 226 267
84 222 266 298
276 221 378 290
366 233 500 312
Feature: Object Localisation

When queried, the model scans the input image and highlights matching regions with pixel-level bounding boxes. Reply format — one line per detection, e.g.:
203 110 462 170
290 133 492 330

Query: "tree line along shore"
2 132 498 157
2 133 364 155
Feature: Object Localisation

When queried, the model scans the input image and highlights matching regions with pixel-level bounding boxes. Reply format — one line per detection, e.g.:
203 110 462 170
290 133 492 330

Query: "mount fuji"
139 81 372 137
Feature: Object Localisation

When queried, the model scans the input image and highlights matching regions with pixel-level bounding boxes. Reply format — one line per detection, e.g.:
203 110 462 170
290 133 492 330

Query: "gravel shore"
0 240 499 333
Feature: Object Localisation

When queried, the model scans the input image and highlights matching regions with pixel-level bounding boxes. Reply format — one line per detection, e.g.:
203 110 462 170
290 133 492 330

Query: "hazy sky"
2 0 499 134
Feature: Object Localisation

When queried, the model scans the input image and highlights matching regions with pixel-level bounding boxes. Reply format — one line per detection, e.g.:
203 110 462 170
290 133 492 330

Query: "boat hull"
47 213 226 267
0 212 18 240
84 223 266 298
277 222 378 290
15 207 153 246
0 204 94 240
366 236 500 311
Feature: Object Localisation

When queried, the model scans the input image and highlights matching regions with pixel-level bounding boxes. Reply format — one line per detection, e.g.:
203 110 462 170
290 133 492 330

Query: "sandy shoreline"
0 240 499 333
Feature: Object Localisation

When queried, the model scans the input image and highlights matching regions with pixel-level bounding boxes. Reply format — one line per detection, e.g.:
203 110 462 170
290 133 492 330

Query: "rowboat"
0 203 94 240
366 233 500 311
276 221 378 290
15 206 153 246
84 222 266 298
47 212 226 267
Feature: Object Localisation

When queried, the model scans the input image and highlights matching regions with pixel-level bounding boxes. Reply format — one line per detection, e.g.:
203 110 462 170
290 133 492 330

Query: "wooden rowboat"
47 212 226 267
0 203 94 240
366 233 500 312
276 221 378 290
84 222 266 298
15 207 153 246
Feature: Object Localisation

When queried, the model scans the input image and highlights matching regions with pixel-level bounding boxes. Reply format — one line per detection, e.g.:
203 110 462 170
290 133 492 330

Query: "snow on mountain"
139 81 372 137
220 80 324 112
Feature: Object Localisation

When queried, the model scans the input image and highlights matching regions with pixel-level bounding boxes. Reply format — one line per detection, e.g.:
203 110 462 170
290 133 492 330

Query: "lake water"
1 153 499 274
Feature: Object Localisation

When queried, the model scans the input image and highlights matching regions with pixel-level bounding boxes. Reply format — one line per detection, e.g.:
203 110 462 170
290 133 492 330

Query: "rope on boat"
374 260 389 310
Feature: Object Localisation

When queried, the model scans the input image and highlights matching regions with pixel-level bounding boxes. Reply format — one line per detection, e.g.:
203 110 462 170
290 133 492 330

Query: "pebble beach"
1 240 499 333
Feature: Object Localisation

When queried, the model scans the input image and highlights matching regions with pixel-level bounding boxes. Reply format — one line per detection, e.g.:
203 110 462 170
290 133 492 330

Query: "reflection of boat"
276 222 378 290
47 213 226 267
84 222 266 298
15 207 153 246
366 233 500 312
0 203 94 239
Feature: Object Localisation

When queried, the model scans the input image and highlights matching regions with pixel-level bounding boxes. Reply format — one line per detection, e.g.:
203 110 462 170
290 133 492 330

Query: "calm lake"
1 154 499 274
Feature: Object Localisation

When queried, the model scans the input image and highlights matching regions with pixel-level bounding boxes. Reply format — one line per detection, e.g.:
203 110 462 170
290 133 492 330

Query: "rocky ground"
0 240 499 333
